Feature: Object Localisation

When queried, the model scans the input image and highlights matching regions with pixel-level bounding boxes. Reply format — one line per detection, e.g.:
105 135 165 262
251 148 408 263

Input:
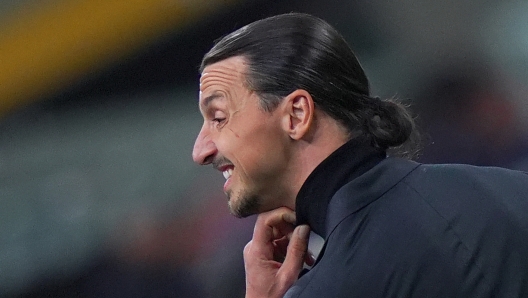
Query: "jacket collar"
324 157 421 238
295 136 386 238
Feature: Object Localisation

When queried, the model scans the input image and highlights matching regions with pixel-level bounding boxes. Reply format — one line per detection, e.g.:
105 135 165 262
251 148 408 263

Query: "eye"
211 111 227 128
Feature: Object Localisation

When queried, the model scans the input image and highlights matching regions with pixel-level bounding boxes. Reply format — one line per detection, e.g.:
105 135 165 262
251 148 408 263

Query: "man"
192 13 528 297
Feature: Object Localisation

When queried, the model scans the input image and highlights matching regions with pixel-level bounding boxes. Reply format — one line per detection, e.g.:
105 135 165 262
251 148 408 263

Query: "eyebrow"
201 93 224 108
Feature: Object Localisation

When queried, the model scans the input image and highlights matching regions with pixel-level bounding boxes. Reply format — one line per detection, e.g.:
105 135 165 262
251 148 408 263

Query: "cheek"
218 112 286 173
239 132 287 175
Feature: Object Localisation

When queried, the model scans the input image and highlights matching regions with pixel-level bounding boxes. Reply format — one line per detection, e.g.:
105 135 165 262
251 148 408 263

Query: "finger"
252 208 296 245
272 236 290 262
278 225 310 282
266 209 296 238
275 237 314 266
280 211 296 225
250 208 296 260
263 208 295 239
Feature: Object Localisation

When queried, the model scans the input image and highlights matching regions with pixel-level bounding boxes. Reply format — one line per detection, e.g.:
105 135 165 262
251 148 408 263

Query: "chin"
227 190 261 218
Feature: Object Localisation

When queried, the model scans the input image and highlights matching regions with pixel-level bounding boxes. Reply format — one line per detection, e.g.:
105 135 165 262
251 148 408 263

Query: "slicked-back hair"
200 13 419 156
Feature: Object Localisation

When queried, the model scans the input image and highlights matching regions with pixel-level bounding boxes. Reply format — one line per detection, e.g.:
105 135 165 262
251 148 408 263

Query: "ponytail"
330 93 420 158
361 97 420 158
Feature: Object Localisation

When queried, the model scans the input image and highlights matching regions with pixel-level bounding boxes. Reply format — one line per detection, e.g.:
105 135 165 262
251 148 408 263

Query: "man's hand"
244 207 312 298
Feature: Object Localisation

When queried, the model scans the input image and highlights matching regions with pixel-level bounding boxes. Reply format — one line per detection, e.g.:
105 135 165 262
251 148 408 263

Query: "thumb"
277 225 310 282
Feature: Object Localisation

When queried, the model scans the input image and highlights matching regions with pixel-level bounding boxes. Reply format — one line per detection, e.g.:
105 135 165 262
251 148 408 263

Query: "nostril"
202 154 215 165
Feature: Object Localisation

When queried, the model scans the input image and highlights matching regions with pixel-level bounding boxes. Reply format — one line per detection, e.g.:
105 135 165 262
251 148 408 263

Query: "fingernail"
297 225 310 239
307 253 316 266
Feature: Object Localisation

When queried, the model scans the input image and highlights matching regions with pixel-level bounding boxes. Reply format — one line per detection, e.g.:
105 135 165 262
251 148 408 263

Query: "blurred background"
1 0 527 297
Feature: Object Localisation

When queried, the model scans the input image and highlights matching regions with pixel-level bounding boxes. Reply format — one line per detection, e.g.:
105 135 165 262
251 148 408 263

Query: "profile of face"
192 56 293 217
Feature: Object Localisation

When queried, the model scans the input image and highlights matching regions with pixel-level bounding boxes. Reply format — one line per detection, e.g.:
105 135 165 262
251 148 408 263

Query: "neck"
285 113 350 210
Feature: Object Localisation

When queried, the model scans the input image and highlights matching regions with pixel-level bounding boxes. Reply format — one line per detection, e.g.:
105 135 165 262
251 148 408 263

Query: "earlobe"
282 90 314 140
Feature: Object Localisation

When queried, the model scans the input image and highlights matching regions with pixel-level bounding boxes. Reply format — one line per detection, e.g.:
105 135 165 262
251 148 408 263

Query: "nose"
192 125 217 165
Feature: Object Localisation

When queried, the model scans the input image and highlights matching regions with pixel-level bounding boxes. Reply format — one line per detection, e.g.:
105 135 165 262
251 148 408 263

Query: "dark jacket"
286 138 528 297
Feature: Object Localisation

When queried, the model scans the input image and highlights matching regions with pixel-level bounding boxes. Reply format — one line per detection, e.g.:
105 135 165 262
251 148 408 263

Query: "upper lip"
215 164 234 172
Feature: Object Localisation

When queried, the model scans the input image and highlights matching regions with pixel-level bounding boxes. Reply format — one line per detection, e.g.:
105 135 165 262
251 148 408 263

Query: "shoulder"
402 162 528 205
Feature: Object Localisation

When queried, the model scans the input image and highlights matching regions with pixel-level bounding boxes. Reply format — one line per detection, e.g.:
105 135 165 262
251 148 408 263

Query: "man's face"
193 56 292 217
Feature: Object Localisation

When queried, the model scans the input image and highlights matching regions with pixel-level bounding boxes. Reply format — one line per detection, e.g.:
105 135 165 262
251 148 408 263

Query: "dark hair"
201 13 419 157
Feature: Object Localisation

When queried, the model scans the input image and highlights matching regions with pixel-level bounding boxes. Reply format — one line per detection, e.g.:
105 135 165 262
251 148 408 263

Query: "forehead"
200 56 249 93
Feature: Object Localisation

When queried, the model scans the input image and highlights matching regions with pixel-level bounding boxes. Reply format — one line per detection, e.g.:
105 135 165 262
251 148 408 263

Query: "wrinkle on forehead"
199 56 249 92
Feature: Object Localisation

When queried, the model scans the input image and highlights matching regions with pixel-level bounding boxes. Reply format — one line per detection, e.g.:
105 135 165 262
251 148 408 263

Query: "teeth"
222 168 233 180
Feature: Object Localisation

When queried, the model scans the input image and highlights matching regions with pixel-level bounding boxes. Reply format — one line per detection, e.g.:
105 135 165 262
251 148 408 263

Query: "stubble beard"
227 188 261 218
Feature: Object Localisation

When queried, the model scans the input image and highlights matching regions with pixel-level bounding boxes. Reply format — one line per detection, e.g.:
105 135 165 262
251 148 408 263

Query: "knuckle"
278 272 296 289
263 208 294 225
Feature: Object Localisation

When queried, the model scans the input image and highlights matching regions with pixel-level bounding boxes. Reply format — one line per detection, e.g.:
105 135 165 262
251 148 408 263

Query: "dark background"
1 0 527 297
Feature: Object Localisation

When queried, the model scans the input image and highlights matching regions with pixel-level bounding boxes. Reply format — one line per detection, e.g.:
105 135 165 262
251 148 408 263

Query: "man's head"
192 13 416 217
200 13 371 133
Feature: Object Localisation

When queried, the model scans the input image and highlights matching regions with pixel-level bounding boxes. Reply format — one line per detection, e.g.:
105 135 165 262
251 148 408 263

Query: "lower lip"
223 177 232 192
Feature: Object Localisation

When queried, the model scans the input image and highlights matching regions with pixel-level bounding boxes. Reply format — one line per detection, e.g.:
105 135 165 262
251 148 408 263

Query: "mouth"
222 168 233 180
213 159 235 192
216 164 235 193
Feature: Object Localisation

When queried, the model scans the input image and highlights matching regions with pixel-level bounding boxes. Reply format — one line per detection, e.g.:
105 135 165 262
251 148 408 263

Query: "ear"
280 89 315 140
